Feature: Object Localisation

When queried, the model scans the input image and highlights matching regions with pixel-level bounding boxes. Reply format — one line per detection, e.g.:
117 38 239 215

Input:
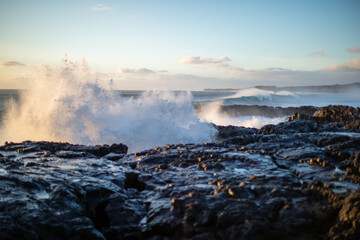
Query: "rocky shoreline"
1 105 360 240
194 104 319 118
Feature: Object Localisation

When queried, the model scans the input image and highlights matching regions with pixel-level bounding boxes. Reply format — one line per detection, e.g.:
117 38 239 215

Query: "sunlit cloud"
121 68 155 74
347 47 360 54
178 56 231 65
3 57 359 91
253 67 291 72
178 55 244 74
91 4 112 12
178 56 296 77
311 50 325 56
119 68 167 74
178 55 296 79
323 57 360 72
177 55 360 87
0 60 26 67
108 67 360 90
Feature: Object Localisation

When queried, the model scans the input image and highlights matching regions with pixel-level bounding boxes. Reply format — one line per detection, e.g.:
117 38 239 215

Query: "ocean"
1 82 359 153
0 62 359 152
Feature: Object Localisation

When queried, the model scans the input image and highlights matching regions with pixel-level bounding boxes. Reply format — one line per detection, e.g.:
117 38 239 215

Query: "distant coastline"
203 82 360 93
2 82 360 93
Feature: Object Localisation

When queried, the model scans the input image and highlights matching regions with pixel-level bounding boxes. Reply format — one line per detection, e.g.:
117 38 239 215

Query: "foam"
0 59 214 152
196 101 285 128
228 88 294 101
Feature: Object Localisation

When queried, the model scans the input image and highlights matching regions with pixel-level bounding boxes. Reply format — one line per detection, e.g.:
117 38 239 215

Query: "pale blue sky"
0 0 359 89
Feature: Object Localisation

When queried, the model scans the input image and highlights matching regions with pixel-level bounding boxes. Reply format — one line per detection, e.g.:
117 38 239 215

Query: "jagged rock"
109 143 128 154
216 125 257 139
313 105 360 123
288 105 360 130
329 190 360 239
195 104 318 118
223 104 318 118
102 153 126 161
1 108 360 239
258 120 320 134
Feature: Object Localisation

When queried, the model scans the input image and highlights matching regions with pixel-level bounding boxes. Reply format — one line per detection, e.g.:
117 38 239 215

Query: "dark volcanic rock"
0 141 128 157
313 105 360 124
288 105 360 130
258 120 321 134
221 104 318 118
195 104 318 118
1 106 360 239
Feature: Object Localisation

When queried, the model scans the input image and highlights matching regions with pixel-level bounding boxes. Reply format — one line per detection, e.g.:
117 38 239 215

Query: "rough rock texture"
288 105 360 130
221 105 318 118
1 105 360 240
195 104 318 118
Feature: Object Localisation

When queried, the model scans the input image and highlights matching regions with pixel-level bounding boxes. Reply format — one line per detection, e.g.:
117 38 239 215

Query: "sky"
0 0 359 90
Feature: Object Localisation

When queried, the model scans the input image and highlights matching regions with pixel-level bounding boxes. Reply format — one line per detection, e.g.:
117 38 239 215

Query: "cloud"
178 55 244 74
120 68 167 74
323 57 360 72
253 67 291 72
0 61 26 67
176 55 360 88
347 47 360 54
178 56 231 65
109 67 360 90
311 50 325 56
178 56 301 80
121 68 155 74
2 58 359 90
92 4 112 11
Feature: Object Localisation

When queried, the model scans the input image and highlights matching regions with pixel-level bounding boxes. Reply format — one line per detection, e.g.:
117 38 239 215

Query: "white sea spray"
0 59 214 152
196 100 285 128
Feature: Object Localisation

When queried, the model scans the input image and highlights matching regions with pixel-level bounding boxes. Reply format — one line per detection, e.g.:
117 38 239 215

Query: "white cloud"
311 50 325 56
92 4 112 12
176 55 360 88
323 57 360 72
178 56 231 65
109 61 356 90
3 57 359 91
0 60 26 67
121 68 155 74
178 55 244 75
253 67 291 72
119 68 168 74
347 47 360 54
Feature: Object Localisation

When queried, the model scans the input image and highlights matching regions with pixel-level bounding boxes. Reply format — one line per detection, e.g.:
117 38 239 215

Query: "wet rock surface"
1 105 360 240
195 104 318 118
221 105 318 118
288 105 360 130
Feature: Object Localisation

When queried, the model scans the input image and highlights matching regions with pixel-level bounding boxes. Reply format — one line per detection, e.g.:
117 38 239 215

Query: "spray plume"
1 59 214 152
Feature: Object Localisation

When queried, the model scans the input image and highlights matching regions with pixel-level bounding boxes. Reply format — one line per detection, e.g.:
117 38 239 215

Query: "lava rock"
288 105 360 130
1 107 360 239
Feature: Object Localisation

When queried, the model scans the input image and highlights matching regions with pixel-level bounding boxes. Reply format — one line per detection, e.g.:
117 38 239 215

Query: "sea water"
0 60 213 152
0 59 359 152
